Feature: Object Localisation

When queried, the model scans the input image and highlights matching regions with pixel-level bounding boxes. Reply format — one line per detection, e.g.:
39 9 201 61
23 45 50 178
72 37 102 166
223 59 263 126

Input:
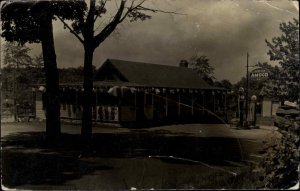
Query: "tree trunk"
40 15 61 141
81 45 94 143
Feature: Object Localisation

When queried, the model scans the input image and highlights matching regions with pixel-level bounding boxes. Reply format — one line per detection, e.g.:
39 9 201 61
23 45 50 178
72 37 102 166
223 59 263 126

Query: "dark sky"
13 0 300 83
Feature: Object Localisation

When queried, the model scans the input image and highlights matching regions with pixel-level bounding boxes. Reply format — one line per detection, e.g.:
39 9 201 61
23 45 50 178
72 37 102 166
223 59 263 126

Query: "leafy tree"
2 44 45 116
254 19 300 189
3 42 33 68
2 42 32 119
220 79 232 89
58 0 174 141
256 116 299 189
32 53 44 69
265 18 299 102
214 79 232 90
189 55 215 85
255 62 289 102
1 0 85 140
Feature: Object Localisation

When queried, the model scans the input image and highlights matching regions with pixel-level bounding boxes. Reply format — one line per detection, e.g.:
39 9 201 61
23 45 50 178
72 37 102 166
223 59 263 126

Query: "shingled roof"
95 59 218 90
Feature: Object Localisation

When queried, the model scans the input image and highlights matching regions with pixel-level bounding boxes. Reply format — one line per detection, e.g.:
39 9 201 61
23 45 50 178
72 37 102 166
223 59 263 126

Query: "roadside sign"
250 68 269 80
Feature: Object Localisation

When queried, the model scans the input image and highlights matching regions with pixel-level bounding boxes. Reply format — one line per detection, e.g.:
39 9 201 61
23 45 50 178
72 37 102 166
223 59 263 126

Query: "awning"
107 86 136 97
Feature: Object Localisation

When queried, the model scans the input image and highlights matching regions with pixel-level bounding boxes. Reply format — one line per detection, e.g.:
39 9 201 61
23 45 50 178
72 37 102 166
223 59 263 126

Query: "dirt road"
1 122 279 189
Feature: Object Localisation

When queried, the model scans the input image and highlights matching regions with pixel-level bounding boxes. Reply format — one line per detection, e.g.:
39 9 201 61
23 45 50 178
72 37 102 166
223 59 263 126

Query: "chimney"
179 60 188 68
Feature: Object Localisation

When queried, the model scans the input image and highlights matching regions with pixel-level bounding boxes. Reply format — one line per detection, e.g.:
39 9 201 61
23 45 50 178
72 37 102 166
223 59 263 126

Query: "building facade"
35 59 227 126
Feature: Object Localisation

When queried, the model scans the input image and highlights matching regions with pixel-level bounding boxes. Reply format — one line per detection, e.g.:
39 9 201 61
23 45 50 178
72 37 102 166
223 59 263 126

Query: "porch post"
178 93 181 116
95 89 98 123
118 92 122 123
144 92 146 109
212 91 215 112
165 93 168 117
192 92 194 116
32 88 36 117
74 88 78 122
144 91 146 121
202 91 205 115
224 91 227 116
152 93 154 120
135 90 137 121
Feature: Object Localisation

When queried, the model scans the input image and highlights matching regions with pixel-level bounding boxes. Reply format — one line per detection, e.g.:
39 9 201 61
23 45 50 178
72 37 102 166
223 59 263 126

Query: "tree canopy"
2 43 44 105
235 19 299 102
265 18 299 101
3 42 33 68
189 55 215 85
57 0 163 49
1 0 85 44
214 79 232 90
190 55 215 78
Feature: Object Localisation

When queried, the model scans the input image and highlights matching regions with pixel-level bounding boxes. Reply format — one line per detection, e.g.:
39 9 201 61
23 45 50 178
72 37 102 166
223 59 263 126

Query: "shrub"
256 117 299 189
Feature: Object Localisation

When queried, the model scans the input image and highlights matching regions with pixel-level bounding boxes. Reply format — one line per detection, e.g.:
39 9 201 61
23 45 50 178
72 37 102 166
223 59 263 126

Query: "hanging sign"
250 68 269 80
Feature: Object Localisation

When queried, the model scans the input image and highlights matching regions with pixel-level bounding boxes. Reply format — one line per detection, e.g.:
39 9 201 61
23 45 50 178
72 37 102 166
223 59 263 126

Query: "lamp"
38 86 46 92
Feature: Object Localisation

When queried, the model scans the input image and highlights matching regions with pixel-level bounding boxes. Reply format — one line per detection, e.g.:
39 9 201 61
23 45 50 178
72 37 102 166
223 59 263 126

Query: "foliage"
256 117 299 189
2 42 43 104
1 0 85 44
233 61 284 101
257 62 291 101
190 55 215 83
3 42 33 68
251 19 300 189
2 67 44 104
58 0 158 49
233 76 264 100
265 18 299 101
32 53 44 68
234 19 299 102
1 65 95 105
214 79 232 90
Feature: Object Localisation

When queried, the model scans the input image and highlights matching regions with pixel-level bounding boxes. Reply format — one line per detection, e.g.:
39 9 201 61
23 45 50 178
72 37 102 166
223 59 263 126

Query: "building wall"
262 99 280 117
262 100 271 117
35 88 226 125
272 102 280 116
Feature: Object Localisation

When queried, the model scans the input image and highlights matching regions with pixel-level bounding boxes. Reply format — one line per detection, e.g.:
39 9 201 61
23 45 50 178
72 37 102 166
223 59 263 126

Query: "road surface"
1 122 279 189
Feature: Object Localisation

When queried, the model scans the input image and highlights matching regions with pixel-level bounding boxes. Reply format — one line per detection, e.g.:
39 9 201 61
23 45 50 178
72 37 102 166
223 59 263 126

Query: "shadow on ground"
2 130 244 188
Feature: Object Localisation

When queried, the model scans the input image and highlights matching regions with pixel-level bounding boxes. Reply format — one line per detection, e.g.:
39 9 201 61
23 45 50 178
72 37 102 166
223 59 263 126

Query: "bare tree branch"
57 16 84 44
119 0 185 23
93 0 126 48
94 13 115 33
94 18 107 32
136 5 187 15
119 0 135 23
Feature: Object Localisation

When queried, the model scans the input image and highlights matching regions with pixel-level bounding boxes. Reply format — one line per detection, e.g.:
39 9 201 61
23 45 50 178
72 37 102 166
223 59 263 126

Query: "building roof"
95 59 220 90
